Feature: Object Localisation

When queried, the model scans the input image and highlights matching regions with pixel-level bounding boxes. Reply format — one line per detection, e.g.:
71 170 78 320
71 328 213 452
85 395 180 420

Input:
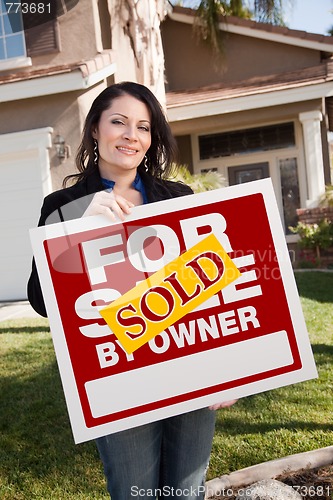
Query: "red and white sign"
30 179 317 443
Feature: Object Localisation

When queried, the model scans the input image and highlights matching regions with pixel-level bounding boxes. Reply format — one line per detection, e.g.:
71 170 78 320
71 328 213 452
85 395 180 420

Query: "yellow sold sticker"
99 233 241 354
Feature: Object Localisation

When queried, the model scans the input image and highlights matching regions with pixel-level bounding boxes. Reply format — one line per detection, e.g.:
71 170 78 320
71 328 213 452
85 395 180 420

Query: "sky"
284 0 333 36
177 0 333 36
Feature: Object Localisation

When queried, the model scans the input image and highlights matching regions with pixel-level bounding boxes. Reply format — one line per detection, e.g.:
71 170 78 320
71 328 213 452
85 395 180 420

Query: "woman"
28 82 235 499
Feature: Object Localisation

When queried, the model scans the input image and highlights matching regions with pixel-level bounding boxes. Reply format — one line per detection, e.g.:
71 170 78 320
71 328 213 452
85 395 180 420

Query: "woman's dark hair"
63 81 178 186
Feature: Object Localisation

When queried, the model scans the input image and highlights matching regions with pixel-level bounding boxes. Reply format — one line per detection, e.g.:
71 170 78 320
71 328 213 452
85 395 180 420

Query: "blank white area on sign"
85 330 293 419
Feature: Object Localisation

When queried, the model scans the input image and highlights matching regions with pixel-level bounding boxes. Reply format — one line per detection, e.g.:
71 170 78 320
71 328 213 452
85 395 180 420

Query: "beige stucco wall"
170 98 327 183
170 103 302 215
169 99 323 136
162 18 322 91
0 82 108 190
29 0 101 69
22 0 168 104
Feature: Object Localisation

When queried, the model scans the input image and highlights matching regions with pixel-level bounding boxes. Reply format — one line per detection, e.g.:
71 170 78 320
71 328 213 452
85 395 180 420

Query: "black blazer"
27 169 193 317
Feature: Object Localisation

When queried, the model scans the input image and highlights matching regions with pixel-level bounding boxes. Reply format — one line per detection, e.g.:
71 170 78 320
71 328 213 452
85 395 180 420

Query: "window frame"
0 0 31 70
0 7 59 71
198 121 296 161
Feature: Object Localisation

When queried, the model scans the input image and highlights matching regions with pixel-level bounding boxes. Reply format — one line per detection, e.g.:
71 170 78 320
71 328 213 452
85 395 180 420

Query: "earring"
93 139 99 166
144 155 148 172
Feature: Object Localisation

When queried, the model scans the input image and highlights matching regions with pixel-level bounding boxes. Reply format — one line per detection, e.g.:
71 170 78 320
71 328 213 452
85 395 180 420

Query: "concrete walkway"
0 301 41 322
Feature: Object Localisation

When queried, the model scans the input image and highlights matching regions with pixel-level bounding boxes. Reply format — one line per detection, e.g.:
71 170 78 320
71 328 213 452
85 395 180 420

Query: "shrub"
319 184 333 208
289 219 333 259
170 164 226 193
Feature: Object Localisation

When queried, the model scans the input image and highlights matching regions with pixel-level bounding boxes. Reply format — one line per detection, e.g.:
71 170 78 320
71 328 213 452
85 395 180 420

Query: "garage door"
0 128 53 301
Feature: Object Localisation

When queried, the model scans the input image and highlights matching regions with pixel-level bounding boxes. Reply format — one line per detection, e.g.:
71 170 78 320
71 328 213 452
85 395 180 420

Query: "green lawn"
1 272 332 499
210 271 333 477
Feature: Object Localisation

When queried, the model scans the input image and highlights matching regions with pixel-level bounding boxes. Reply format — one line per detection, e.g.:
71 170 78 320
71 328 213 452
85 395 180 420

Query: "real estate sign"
30 179 317 443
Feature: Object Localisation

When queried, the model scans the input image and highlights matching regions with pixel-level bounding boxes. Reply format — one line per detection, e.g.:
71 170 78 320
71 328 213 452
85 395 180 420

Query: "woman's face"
92 94 152 178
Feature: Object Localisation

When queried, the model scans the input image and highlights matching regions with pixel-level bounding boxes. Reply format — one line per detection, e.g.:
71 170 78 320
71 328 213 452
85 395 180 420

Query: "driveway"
0 301 41 322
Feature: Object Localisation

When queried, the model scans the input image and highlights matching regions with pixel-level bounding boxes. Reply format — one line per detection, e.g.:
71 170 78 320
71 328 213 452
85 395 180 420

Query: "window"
0 0 27 61
0 1 59 69
279 158 300 234
199 122 295 160
228 162 270 185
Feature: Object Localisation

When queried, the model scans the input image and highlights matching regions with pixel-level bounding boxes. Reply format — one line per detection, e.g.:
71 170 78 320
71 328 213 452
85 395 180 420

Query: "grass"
210 271 333 478
0 319 108 500
0 272 332 498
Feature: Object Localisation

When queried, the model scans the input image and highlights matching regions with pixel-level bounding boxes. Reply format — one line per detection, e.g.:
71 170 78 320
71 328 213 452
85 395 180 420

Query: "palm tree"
174 0 291 60
252 0 287 24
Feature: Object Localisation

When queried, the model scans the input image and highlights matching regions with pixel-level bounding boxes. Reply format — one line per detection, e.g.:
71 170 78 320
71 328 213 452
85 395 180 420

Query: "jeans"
95 408 216 499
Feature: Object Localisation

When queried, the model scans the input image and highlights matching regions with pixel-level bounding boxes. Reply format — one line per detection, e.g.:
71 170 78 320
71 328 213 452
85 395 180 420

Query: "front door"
228 162 269 185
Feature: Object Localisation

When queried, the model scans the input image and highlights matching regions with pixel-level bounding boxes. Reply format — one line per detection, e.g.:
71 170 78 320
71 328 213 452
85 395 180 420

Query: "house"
0 0 167 301
162 7 333 247
1 1 333 301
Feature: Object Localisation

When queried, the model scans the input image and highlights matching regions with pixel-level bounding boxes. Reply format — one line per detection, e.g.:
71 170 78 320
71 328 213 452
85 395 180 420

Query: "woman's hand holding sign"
83 191 134 221
209 399 238 410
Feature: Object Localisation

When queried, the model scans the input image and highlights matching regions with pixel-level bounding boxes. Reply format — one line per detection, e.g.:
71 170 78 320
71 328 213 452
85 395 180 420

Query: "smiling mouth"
116 146 138 154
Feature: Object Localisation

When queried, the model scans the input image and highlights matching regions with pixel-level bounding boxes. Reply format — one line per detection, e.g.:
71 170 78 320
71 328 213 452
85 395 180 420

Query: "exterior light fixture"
54 134 70 160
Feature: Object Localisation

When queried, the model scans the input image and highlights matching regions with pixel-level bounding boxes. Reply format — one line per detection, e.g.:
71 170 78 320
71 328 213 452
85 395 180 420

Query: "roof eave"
166 81 333 122
0 62 117 103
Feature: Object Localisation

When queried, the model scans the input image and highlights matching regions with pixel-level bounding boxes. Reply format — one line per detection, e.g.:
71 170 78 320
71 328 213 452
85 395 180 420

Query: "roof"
166 60 333 109
0 50 114 85
166 60 333 129
169 6 333 53
0 50 116 103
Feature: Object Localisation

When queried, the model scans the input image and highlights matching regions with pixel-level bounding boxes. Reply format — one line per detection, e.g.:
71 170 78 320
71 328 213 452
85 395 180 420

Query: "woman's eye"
111 119 125 125
139 126 150 132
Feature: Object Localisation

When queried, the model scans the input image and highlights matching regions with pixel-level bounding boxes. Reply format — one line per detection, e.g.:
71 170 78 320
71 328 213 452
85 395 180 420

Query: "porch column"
299 110 325 207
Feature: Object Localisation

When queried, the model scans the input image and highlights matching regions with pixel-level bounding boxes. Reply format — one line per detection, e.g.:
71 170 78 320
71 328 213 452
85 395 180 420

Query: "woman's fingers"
209 399 239 411
112 194 135 217
83 191 135 221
